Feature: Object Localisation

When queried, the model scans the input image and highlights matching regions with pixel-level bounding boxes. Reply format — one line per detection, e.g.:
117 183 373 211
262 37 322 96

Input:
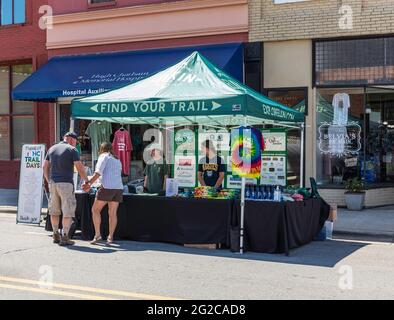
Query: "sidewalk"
0 189 48 213
334 207 394 239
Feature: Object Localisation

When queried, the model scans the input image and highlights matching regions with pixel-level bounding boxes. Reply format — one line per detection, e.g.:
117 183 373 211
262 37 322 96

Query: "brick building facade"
0 0 51 188
249 0 394 207
249 0 394 42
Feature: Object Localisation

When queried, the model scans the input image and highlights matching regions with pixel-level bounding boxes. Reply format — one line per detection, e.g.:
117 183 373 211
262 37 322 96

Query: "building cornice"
52 0 248 25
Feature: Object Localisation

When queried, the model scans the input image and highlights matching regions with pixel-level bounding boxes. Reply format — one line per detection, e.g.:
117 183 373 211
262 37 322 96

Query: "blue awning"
12 43 243 101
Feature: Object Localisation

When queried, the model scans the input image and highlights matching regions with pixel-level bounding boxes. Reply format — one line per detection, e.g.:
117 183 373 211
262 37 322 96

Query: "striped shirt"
95 153 123 190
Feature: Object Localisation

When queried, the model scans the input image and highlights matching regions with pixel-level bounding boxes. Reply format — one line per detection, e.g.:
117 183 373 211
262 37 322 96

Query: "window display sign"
260 155 287 186
17 144 46 225
318 122 362 156
174 155 197 188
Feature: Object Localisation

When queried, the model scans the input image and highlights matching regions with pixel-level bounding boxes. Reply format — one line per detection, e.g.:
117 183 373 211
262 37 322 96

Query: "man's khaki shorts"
48 182 76 218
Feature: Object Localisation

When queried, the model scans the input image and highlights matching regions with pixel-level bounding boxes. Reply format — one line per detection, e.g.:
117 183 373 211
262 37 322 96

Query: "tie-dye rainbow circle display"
231 127 264 179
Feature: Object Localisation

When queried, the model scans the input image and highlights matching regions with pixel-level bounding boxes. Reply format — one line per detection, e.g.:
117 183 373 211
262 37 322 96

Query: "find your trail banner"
17 144 46 225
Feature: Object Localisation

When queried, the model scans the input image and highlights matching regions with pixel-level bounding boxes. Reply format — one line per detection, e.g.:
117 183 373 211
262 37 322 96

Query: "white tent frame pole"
239 115 248 255
300 122 305 188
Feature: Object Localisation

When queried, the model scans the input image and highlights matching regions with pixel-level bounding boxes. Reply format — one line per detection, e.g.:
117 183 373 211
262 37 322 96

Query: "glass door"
365 86 394 184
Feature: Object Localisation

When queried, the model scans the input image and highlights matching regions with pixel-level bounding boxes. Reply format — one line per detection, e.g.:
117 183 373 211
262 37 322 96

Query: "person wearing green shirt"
144 147 169 194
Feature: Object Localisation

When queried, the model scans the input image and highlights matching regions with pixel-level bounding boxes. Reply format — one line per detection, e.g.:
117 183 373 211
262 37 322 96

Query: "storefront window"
364 87 394 184
0 67 10 114
266 88 307 114
12 116 33 159
12 65 33 114
0 116 10 159
316 88 364 186
315 37 394 86
0 63 34 160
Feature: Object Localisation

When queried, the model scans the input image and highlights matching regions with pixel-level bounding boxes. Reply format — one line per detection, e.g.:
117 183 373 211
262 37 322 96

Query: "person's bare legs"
107 201 119 242
91 199 108 240
62 217 73 237
51 215 60 233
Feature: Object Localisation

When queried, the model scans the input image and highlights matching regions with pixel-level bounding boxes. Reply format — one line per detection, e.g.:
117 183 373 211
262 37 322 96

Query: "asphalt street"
0 212 393 300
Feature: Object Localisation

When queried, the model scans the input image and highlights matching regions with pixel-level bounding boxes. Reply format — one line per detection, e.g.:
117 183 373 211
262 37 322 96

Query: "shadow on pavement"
65 236 370 268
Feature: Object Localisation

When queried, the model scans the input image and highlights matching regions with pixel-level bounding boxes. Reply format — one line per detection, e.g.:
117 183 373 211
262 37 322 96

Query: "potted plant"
344 178 366 211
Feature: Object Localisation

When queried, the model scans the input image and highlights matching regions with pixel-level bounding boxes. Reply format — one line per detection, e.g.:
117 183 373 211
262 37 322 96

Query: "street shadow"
65 245 124 254
73 237 370 268
41 228 371 267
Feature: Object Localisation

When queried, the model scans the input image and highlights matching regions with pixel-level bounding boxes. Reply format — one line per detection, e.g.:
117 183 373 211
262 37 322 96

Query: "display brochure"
165 178 179 197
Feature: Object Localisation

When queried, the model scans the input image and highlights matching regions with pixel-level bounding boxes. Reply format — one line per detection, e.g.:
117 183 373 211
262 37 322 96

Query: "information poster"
261 129 287 187
260 154 287 186
263 131 287 152
198 130 230 156
174 155 197 188
17 144 46 225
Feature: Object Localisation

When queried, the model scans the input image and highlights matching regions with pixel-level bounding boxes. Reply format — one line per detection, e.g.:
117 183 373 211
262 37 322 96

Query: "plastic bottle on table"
245 184 251 199
274 186 281 202
251 185 256 199
257 185 263 199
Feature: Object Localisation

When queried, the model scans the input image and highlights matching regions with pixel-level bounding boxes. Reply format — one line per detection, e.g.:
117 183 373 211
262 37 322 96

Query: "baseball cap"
64 132 78 139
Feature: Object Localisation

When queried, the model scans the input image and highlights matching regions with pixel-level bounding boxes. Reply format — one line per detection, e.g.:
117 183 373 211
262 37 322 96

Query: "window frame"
0 0 26 26
0 61 35 161
313 35 394 88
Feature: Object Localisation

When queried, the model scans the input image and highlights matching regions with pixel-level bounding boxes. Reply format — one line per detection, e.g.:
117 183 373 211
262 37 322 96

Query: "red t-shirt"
112 129 133 175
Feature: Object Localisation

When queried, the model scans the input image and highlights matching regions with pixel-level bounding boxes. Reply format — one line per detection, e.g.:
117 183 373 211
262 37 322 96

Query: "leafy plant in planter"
344 178 366 211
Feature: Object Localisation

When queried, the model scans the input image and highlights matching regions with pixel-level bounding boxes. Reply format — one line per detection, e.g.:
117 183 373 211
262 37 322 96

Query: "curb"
0 207 48 214
334 230 394 241
0 207 17 214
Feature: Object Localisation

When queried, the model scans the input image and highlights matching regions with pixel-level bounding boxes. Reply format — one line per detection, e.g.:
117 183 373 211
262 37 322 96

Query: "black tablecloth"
230 198 330 254
231 200 288 254
76 194 232 244
45 193 329 254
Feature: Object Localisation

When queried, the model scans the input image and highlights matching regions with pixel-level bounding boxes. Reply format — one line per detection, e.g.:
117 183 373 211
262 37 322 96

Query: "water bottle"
257 185 263 199
245 184 251 199
270 186 275 200
251 185 256 199
274 186 281 202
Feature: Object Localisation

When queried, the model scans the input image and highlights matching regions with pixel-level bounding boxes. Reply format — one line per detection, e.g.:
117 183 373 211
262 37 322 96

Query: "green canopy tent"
72 51 304 126
71 51 305 254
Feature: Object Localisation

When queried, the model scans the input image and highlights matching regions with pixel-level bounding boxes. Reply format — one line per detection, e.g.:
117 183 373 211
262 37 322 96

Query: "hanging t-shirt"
332 93 350 126
112 129 133 175
86 121 112 164
231 127 264 179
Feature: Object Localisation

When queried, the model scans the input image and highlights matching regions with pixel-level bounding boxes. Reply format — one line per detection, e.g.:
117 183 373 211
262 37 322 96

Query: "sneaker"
53 232 61 244
59 235 75 246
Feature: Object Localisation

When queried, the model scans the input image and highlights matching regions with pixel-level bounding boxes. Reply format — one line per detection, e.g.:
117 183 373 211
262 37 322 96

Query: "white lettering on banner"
262 104 295 121
62 88 107 97
89 101 221 114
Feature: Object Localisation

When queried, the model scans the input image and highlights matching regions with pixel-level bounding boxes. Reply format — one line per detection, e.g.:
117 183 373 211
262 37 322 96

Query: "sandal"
90 236 102 245
106 236 114 245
